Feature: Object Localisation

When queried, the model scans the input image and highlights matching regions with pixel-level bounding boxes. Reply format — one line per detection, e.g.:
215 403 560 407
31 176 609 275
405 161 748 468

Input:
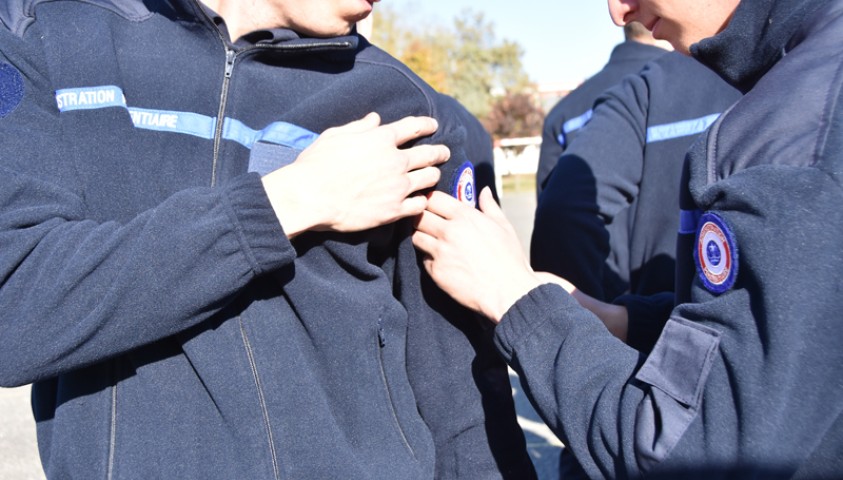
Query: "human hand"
412 187 543 323
262 112 450 237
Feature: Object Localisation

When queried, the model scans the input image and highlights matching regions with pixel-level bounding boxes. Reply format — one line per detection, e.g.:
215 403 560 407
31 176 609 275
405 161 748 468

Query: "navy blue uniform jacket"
0 1 534 478
496 0 843 477
535 41 666 197
532 52 740 352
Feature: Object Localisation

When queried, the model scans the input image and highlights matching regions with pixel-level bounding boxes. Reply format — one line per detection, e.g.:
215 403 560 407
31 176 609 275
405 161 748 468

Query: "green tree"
483 91 544 139
371 4 537 133
443 10 533 120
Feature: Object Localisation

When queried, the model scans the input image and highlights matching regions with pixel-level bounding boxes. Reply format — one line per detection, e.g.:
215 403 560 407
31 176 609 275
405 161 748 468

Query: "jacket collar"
168 0 360 51
690 0 831 93
608 40 668 64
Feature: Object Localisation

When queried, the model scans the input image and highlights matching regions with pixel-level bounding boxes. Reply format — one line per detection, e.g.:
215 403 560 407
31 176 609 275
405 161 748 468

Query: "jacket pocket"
633 316 720 472
238 317 282 480
247 141 303 176
375 315 416 459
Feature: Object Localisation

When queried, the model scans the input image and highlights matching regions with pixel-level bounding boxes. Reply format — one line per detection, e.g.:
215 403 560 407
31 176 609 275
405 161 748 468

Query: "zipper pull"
224 49 236 78
377 317 386 348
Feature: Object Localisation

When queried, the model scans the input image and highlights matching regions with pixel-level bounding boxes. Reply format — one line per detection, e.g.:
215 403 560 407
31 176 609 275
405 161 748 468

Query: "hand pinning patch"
0 63 23 118
694 212 738 294
450 161 476 206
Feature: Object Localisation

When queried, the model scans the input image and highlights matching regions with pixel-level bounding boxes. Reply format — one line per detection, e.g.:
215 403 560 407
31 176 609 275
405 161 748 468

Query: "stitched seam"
14 0 153 36
357 58 434 116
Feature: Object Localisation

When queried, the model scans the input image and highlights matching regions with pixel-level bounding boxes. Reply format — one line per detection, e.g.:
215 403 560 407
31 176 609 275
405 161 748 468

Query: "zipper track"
376 333 416 458
210 48 235 187
206 42 352 187
191 0 352 187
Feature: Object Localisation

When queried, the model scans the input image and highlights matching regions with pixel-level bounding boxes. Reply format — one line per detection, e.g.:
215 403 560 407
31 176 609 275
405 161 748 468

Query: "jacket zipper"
210 47 235 187
190 0 353 187
208 42 351 187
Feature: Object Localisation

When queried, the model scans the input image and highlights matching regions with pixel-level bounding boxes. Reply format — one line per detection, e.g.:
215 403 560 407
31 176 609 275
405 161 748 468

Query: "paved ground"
0 186 561 479
0 385 44 480
501 188 563 479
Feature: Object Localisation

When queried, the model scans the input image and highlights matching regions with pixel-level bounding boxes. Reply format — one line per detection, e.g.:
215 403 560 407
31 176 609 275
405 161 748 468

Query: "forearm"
494 284 645 479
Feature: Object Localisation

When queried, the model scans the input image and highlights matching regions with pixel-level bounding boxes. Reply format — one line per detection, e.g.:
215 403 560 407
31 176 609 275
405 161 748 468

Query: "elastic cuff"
223 173 296 275
494 283 581 363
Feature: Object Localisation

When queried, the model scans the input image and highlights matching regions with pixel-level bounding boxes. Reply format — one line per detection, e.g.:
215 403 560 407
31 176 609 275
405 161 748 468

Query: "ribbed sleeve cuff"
222 173 296 275
613 292 674 354
494 283 583 363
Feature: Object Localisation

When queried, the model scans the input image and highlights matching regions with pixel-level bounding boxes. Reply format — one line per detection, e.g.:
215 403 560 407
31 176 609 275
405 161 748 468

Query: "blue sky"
380 1 625 88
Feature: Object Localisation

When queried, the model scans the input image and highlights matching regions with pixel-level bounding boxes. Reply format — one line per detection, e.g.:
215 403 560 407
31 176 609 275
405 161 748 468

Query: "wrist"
261 165 324 238
588 298 629 342
488 271 543 324
603 304 629 342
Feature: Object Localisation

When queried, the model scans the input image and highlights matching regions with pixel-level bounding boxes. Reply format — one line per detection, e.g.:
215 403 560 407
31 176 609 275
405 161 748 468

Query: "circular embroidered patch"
0 63 24 118
451 161 475 206
694 212 738 294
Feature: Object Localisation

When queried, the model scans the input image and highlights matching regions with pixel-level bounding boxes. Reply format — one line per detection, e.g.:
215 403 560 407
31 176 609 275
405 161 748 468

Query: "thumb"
478 187 508 226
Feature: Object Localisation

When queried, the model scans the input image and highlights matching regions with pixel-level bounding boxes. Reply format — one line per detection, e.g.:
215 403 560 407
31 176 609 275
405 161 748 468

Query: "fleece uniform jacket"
439 93 500 203
0 1 535 479
496 0 843 478
532 52 741 352
535 40 667 197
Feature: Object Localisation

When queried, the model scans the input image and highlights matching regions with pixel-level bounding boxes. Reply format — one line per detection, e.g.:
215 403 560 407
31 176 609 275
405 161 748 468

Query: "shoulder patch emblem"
694 212 738 294
451 161 475 206
0 63 24 118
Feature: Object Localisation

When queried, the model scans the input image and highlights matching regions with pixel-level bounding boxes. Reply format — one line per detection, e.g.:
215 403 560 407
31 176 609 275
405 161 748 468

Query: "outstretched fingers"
382 115 440 146
412 209 447 264
323 111 381 136
424 191 464 221
414 206 448 239
403 142 450 171
395 194 428 219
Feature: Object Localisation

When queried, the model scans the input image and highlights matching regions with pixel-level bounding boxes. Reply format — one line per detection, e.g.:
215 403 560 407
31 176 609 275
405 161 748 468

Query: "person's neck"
632 36 674 51
200 0 284 41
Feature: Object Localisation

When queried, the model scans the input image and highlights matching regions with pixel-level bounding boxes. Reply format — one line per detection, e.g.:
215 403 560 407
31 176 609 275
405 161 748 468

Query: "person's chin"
650 18 665 40
355 0 376 16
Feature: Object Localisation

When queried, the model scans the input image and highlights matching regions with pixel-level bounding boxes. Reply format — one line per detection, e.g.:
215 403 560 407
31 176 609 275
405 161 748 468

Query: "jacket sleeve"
497 155 843 478
531 73 649 301
439 94 500 202
535 104 566 197
401 95 537 480
0 33 296 386
495 284 647 479
658 147 843 474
